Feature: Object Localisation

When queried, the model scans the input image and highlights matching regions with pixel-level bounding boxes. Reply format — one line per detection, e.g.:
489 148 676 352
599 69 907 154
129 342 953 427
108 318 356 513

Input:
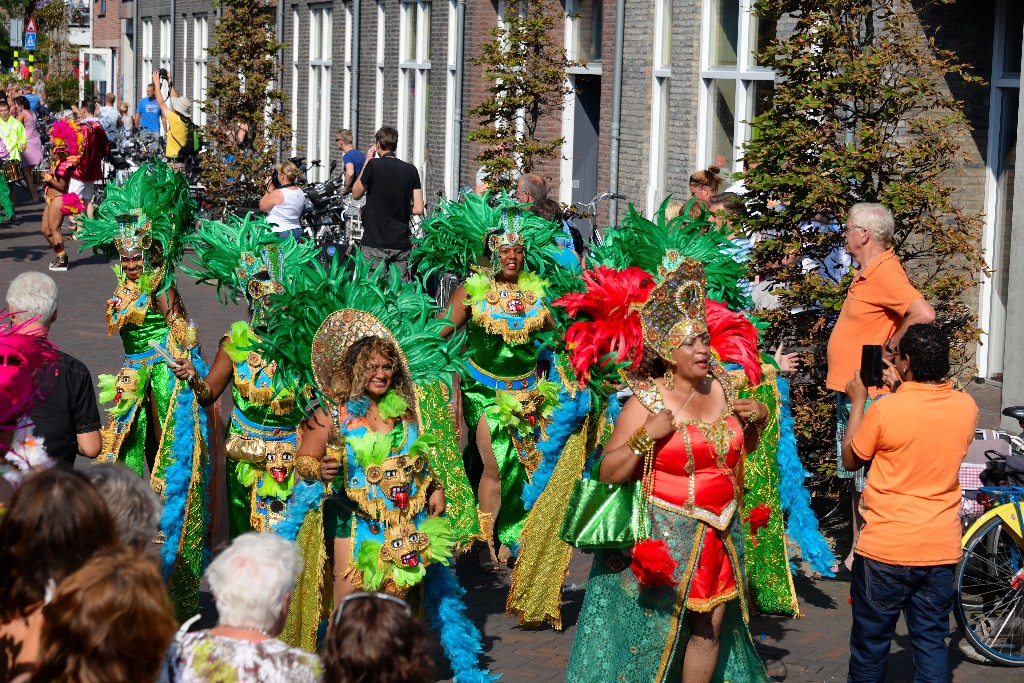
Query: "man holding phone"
825 203 935 571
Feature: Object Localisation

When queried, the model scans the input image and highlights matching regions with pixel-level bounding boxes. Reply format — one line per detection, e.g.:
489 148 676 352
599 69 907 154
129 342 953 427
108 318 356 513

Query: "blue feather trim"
193 351 211 570
159 361 207 581
777 377 837 576
521 382 592 511
346 396 369 418
423 565 498 682
275 479 326 542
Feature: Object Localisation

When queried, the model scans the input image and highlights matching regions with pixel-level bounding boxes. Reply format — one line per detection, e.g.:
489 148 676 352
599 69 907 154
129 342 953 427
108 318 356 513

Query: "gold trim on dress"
650 497 737 532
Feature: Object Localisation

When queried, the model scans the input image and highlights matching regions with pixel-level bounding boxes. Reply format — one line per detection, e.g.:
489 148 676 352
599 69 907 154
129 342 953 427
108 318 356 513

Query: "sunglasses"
332 592 411 626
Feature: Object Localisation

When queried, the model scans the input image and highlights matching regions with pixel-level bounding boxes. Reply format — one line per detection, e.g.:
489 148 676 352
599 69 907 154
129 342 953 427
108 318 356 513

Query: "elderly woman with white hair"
159 533 322 682
82 463 161 551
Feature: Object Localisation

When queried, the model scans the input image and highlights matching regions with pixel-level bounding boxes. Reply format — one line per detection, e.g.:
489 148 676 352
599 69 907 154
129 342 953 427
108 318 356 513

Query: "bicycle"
954 416 1024 666
565 191 625 247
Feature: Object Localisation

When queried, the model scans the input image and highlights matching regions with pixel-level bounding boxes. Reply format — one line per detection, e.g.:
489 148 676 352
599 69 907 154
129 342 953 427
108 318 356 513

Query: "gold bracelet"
294 455 321 481
189 376 211 402
627 427 656 459
744 404 767 428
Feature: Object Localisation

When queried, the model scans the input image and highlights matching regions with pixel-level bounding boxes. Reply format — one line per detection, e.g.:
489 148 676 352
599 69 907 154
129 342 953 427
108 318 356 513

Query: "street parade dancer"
78 162 210 620
39 119 85 271
256 254 494 679
412 192 564 573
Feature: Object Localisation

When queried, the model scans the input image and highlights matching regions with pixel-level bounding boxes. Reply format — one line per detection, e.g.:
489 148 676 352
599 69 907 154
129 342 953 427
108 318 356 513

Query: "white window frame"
646 0 672 213
696 0 774 176
561 0 603 204
159 16 172 72
444 0 457 198
291 9 300 156
397 1 431 170
342 2 353 131
180 17 188 98
375 1 386 131
142 19 153 81
192 15 209 124
307 5 333 183
978 0 1022 380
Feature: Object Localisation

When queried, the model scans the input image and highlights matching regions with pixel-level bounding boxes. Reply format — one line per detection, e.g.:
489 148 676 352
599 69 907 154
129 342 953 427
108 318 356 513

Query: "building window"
291 9 300 156
375 0 386 131
180 17 188 98
646 0 671 212
443 0 457 198
192 15 209 125
398 0 430 170
159 16 172 72
342 1 353 131
697 0 775 174
142 19 153 81
308 5 333 183
99 0 106 16
571 0 602 64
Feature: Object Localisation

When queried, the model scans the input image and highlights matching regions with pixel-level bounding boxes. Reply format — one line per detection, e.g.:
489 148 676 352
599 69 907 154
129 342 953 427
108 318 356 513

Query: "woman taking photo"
260 161 305 240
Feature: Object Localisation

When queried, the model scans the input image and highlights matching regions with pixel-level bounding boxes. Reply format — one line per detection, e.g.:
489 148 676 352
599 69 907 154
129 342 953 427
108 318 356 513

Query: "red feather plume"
706 299 762 386
553 266 655 387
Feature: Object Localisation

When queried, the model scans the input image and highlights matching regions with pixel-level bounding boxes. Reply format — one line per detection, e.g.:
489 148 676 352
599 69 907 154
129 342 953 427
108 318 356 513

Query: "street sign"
9 19 22 49
26 17 36 33
24 32 35 50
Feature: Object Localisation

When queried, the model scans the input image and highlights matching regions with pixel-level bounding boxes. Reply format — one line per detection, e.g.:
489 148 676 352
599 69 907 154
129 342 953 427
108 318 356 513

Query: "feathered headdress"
0 311 58 431
184 213 320 327
412 192 563 280
78 163 195 296
255 254 467 414
50 119 84 168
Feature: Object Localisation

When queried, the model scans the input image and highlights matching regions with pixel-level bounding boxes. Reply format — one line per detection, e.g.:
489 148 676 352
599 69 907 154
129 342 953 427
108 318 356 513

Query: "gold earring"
664 368 675 391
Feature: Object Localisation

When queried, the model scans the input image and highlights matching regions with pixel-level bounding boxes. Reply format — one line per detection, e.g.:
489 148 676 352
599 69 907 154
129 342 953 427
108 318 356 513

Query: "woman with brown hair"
689 166 725 204
33 547 177 683
0 469 119 682
259 160 306 240
321 592 433 683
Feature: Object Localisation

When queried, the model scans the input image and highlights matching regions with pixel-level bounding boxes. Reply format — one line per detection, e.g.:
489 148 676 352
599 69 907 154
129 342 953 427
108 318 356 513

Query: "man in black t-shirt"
6 272 101 468
352 125 424 280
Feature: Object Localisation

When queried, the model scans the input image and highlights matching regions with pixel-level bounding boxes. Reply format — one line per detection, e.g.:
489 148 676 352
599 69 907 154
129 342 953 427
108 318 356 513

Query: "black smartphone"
860 344 884 388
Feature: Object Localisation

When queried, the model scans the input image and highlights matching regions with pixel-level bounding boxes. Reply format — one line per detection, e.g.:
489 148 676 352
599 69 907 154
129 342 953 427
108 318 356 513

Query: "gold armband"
627 427 656 460
427 476 445 495
294 455 321 481
189 376 211 402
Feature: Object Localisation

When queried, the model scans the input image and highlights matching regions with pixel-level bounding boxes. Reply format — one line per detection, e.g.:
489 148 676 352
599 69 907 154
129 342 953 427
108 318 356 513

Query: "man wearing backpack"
151 70 196 167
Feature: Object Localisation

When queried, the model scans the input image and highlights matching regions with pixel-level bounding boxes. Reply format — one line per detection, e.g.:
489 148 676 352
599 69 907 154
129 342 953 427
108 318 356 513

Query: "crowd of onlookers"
0 466 439 682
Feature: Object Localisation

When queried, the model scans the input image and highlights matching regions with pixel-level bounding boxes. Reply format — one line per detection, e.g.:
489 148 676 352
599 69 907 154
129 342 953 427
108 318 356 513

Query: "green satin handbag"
558 450 653 550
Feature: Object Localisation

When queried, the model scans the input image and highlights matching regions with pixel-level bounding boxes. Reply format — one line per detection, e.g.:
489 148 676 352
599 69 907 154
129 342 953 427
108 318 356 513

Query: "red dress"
634 413 745 611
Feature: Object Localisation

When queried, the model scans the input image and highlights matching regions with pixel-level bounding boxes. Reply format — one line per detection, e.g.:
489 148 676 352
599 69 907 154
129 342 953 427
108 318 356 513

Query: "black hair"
899 323 950 382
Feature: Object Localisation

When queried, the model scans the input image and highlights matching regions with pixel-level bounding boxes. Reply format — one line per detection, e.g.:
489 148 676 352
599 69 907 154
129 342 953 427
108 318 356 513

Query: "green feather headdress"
588 198 753 312
183 213 320 326
78 162 195 295
411 191 564 279
255 253 468 413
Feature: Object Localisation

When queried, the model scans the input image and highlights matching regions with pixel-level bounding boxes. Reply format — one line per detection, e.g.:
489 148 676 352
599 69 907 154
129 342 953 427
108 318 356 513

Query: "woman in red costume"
566 256 771 683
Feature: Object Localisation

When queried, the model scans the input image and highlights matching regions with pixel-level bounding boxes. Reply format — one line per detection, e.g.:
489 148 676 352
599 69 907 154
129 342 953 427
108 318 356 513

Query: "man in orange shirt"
841 324 977 682
825 203 935 570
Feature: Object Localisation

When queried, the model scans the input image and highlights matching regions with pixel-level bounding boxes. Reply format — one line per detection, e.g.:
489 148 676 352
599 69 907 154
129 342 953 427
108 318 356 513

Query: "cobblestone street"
1 201 1018 682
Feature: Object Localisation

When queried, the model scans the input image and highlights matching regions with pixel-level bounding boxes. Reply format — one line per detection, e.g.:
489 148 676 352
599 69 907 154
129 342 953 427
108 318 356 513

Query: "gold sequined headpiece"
115 210 153 256
635 254 708 361
486 208 526 270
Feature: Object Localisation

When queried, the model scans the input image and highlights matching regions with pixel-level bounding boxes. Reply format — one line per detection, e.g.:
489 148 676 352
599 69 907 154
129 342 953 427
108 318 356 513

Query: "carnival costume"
413 193 565 551
78 163 210 620
184 213 320 537
257 256 494 679
43 119 86 217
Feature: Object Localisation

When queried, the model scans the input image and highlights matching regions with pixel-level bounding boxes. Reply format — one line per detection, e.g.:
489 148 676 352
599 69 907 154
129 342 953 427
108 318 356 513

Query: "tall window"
291 9 300 156
443 0 458 198
398 1 430 170
646 0 672 212
697 0 774 174
308 5 333 182
159 17 172 72
180 17 189 98
375 1 386 131
343 2 353 131
142 19 153 80
571 0 602 64
192 15 209 124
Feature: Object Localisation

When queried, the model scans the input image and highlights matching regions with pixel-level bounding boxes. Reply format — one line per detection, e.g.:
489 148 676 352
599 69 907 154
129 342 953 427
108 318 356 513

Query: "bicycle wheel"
954 514 1024 665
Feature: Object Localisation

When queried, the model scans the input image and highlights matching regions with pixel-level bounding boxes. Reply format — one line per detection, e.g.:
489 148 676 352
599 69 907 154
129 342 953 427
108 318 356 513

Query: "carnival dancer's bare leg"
40 194 68 270
683 602 726 683
476 415 502 572
332 537 360 605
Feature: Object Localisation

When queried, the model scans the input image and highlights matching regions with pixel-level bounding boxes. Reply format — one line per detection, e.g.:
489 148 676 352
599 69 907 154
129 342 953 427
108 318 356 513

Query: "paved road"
1 198 1018 682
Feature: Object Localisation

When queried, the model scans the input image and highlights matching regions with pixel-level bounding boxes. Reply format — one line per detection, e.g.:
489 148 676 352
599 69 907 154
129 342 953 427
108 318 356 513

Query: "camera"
158 68 169 82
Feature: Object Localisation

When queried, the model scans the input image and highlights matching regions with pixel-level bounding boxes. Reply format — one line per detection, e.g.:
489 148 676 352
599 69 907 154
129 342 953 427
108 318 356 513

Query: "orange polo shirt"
851 382 978 566
825 250 924 394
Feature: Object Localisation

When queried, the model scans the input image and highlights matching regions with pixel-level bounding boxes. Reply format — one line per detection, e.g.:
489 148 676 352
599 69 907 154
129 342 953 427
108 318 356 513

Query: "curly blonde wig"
329 336 416 416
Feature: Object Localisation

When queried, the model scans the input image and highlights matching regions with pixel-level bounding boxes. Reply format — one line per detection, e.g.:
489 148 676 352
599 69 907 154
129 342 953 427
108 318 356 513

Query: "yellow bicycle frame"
962 502 1024 548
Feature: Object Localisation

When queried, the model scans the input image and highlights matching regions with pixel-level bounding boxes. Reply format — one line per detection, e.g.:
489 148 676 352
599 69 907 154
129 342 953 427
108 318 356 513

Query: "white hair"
848 203 894 248
6 271 58 326
206 533 302 632
83 463 161 550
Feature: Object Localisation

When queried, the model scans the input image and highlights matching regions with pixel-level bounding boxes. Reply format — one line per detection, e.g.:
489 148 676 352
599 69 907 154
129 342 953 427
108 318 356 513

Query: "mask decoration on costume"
486 208 526 273
364 453 426 510
378 522 431 568
264 442 296 484
636 254 709 361
236 245 285 328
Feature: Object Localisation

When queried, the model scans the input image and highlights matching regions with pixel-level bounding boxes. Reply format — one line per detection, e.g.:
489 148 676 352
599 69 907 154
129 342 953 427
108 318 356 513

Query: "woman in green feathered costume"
77 162 209 620
172 213 320 538
414 192 563 571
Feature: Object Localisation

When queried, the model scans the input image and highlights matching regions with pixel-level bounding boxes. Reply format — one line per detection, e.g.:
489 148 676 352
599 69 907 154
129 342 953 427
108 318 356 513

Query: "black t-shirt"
30 350 101 468
360 154 422 249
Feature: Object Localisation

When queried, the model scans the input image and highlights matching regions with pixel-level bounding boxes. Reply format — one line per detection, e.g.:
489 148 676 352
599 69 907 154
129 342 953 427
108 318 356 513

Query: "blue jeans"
275 228 302 240
848 555 954 683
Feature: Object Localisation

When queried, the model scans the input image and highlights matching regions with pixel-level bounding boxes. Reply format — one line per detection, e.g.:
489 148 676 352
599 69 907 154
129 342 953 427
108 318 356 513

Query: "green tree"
743 0 985 457
199 0 291 214
468 0 577 190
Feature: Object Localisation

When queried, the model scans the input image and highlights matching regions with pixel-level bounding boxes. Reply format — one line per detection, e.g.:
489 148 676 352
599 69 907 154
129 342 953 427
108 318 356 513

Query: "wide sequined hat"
635 253 709 361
